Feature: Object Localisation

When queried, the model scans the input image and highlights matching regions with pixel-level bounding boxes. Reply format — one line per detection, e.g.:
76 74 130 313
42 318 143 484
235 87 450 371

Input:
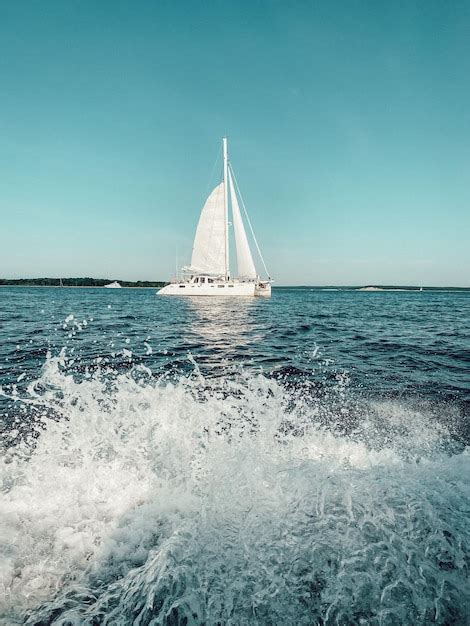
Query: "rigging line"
205 142 222 197
229 163 271 279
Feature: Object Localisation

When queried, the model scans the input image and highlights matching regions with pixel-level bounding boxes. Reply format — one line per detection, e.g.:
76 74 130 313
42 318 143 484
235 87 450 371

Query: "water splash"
1 353 469 625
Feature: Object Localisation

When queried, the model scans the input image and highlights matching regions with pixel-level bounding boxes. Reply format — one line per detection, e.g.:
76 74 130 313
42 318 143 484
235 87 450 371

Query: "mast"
223 136 229 279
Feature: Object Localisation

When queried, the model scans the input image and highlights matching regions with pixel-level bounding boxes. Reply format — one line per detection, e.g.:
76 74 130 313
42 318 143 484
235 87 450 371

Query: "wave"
1 352 469 624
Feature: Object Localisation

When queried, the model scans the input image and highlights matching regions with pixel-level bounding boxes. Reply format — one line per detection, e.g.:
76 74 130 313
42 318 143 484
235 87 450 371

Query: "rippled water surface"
0 287 469 625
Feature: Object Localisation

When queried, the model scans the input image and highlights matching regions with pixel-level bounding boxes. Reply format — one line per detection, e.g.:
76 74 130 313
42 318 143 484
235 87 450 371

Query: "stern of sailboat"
255 281 272 297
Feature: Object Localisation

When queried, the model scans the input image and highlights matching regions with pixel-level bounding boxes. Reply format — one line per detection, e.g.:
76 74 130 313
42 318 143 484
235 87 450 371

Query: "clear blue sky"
1 0 469 285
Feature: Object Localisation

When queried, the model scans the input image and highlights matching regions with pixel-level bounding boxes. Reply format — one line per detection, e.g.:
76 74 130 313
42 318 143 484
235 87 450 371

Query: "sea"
0 286 469 625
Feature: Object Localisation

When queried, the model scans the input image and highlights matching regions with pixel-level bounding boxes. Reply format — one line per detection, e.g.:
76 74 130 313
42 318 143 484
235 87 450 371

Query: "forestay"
189 182 226 275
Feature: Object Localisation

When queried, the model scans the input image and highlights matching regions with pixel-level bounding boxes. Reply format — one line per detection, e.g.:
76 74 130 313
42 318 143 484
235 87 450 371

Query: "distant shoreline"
0 280 469 291
277 286 470 292
0 279 166 288
0 284 163 289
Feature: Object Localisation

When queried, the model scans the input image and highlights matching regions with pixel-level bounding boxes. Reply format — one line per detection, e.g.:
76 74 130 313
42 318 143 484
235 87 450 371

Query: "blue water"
0 287 469 624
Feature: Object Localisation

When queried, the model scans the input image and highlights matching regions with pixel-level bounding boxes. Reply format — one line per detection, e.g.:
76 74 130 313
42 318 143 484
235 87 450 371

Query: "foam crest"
0 353 469 624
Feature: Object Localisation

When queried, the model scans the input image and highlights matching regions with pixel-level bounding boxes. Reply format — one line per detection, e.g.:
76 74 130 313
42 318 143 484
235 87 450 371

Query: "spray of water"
0 352 469 624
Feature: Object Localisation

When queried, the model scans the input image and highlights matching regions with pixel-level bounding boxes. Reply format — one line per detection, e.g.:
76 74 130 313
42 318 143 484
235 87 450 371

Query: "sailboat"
158 138 272 297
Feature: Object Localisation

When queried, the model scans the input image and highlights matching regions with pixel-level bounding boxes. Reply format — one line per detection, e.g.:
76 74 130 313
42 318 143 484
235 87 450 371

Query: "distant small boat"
104 281 121 289
158 137 272 297
59 278 64 288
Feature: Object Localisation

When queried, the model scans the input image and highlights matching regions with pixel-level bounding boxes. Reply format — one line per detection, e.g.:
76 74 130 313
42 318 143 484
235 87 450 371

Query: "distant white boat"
158 138 272 297
104 281 121 289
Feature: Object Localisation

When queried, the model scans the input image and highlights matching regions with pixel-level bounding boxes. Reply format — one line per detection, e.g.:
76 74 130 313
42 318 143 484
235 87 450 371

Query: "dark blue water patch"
1 290 469 402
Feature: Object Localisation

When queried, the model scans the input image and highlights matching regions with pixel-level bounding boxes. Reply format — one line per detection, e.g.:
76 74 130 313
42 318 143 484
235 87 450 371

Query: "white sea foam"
0 353 469 624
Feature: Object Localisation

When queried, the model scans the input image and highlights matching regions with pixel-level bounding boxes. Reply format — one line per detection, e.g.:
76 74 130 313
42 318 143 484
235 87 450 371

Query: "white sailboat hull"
158 281 271 297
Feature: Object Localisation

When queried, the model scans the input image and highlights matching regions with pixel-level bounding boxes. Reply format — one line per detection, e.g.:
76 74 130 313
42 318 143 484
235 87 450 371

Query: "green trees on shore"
0 278 166 287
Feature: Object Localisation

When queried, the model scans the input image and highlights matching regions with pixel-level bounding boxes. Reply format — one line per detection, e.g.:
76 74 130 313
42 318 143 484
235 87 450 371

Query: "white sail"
189 182 226 275
228 170 257 279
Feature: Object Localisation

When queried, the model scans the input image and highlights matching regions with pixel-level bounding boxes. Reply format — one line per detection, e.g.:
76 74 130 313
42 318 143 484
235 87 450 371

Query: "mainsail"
228 170 257 279
189 182 226 275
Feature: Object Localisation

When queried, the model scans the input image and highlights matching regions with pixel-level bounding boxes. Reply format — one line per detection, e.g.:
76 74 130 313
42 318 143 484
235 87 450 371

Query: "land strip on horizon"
1 279 469 291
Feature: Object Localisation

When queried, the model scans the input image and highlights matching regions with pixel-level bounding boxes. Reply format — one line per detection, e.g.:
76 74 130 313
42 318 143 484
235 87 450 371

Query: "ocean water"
0 287 469 625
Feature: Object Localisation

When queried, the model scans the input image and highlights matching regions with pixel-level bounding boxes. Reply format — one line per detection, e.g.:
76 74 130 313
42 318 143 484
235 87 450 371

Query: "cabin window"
201 277 206 283
179 285 186 288
217 285 224 288
208 278 214 283
228 285 234 288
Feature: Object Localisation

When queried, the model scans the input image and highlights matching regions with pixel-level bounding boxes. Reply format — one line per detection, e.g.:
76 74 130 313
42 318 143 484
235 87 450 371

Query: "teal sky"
1 1 469 286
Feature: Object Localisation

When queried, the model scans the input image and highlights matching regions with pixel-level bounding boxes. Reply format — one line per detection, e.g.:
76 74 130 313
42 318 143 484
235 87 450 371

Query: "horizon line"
1 278 469 290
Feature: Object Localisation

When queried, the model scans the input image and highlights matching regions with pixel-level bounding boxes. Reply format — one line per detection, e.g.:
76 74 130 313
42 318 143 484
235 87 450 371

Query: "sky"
0 0 469 286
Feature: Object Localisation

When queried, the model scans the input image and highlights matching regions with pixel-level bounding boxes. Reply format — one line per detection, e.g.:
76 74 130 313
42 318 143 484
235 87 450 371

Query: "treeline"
0 278 166 288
